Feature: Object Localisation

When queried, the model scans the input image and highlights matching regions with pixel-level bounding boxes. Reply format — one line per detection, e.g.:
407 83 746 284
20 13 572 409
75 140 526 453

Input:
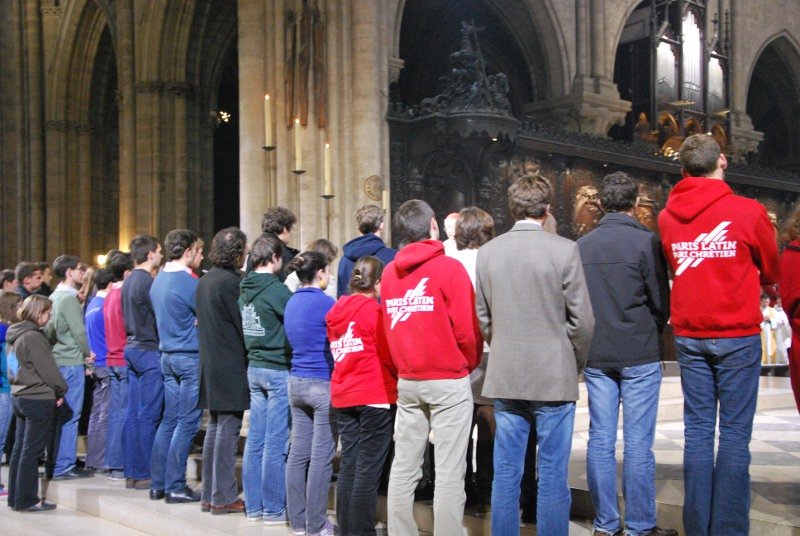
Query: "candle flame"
265 94 270 100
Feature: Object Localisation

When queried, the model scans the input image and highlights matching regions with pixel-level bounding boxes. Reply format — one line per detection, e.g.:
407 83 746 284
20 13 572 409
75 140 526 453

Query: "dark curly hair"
261 207 297 236
208 227 247 269
163 229 199 261
600 171 638 212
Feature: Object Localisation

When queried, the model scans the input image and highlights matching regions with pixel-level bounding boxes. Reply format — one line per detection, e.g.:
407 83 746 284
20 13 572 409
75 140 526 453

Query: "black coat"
197 267 249 411
577 212 670 369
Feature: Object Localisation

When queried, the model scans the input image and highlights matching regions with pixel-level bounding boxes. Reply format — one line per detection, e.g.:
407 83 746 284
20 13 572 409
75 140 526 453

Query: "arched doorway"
746 37 800 171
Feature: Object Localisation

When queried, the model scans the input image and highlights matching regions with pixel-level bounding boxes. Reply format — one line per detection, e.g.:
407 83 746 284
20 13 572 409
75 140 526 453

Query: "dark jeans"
124 348 164 480
8 398 55 510
150 352 201 493
201 411 243 506
336 405 394 536
105 365 128 470
86 366 112 469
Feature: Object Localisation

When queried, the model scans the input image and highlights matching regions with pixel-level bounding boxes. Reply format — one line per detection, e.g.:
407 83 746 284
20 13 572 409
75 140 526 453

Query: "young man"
34 262 53 297
475 175 595 536
44 255 95 480
121 235 163 491
196 228 249 515
84 268 116 472
251 206 298 281
577 172 675 536
658 134 780 536
337 204 397 297
381 199 482 536
103 252 134 481
149 229 203 503
14 262 43 299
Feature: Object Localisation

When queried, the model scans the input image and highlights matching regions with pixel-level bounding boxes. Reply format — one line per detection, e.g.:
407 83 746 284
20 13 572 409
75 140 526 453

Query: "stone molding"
523 77 631 136
388 57 405 83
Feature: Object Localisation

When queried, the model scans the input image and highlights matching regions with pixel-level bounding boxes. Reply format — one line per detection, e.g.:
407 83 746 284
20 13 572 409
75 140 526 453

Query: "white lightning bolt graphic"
674 221 731 276
390 278 429 329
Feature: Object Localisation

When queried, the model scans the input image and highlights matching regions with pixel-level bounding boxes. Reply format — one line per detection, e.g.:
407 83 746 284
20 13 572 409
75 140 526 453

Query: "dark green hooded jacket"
239 271 293 370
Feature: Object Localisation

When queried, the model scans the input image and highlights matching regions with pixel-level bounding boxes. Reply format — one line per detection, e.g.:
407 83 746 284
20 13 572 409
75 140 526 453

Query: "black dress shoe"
21 501 57 512
52 467 95 480
149 489 166 501
165 486 201 503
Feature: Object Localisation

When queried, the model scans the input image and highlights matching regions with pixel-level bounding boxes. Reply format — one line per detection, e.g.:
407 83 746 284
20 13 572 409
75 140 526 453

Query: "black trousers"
7 398 55 510
335 405 394 536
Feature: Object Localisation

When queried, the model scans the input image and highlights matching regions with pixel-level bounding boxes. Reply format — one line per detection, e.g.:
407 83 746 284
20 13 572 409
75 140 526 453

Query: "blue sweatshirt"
284 287 335 379
150 270 199 354
0 323 9 393
85 295 108 367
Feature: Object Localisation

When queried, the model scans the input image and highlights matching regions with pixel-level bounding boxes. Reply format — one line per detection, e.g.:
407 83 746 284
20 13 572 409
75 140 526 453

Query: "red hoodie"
326 294 397 407
779 241 800 413
658 177 779 338
103 283 127 367
380 239 482 380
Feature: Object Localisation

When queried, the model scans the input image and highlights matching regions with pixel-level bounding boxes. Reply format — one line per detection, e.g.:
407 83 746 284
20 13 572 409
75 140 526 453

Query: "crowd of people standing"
0 134 799 536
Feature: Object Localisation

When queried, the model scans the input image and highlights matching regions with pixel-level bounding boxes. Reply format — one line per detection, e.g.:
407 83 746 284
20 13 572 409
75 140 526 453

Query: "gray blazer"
475 221 595 401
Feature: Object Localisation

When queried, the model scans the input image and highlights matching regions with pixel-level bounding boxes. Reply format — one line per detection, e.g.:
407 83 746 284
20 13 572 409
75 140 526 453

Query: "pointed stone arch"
746 33 800 170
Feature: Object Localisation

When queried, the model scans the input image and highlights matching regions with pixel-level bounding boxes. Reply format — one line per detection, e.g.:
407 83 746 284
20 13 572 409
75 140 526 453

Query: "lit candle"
294 118 302 171
264 94 272 147
323 143 332 196
382 188 390 213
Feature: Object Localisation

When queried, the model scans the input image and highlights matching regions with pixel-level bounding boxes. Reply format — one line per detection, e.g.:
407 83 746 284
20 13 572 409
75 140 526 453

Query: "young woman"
325 256 397 536
284 239 339 301
0 290 22 498
240 234 294 523
7 295 68 512
451 206 496 509
284 251 337 536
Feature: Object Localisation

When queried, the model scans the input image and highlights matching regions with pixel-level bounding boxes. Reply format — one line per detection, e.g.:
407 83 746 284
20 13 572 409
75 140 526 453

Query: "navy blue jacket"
337 234 396 297
577 212 670 369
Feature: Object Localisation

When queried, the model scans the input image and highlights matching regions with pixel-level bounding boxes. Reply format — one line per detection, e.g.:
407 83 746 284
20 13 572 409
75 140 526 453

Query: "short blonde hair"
17 295 52 323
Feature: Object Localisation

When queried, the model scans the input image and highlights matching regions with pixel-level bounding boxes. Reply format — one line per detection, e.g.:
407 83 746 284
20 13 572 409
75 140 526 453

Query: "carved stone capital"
134 81 165 94
728 112 764 164
45 120 68 132
523 78 631 137
388 57 405 84
166 83 194 98
41 6 61 17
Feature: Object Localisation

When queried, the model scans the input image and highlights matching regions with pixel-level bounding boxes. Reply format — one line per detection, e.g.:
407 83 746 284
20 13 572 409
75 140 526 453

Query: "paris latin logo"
670 221 737 276
385 278 435 329
330 321 364 362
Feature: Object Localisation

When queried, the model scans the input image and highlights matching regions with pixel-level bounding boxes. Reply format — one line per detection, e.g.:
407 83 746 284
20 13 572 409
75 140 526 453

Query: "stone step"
0 493 149 536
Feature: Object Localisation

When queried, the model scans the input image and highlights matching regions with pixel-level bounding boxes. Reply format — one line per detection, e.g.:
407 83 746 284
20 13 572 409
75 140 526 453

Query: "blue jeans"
286 376 336 534
124 348 164 480
86 366 111 469
54 365 85 476
105 365 128 470
585 362 662 536
0 392 11 466
676 334 761 536
150 352 201 493
243 367 290 519
492 399 575 536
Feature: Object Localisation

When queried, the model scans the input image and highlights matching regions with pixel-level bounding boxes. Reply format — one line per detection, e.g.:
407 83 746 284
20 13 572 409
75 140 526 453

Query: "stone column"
25 0 46 260
117 0 137 248
76 123 92 260
170 84 190 229
350 0 384 194
238 0 270 241
726 0 762 162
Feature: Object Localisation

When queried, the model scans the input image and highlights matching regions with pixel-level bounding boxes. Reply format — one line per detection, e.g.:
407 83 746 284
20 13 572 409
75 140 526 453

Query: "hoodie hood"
342 234 389 261
325 294 376 335
240 271 282 303
664 177 732 223
6 320 40 345
392 240 444 278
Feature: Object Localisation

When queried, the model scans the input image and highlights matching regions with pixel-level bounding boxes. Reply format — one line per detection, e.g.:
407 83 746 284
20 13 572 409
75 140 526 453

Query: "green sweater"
239 271 293 370
45 287 91 367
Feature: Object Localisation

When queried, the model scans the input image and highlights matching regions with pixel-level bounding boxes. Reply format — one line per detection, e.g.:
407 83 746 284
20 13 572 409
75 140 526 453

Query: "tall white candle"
294 118 302 171
324 143 332 196
382 188 390 212
264 94 272 147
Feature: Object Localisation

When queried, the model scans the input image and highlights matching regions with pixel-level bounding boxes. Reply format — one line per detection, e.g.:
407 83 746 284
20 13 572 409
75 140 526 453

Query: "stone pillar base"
729 111 764 164
523 77 631 137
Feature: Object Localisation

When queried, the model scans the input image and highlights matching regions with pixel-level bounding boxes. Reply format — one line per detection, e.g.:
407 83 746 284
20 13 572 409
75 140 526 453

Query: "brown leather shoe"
200 501 211 512
210 498 245 515
133 478 151 490
125 478 135 489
